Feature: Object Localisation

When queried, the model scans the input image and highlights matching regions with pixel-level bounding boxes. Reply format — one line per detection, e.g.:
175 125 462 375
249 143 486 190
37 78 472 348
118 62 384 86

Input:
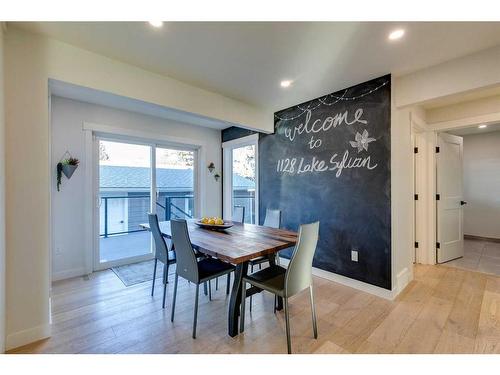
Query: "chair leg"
226 273 230 295
240 281 247 333
204 281 208 295
193 284 200 339
310 285 318 339
216 277 218 290
162 275 167 309
163 264 168 284
151 258 158 296
284 297 292 354
274 295 277 314
208 280 212 301
171 273 178 322
250 264 254 312
259 263 262 270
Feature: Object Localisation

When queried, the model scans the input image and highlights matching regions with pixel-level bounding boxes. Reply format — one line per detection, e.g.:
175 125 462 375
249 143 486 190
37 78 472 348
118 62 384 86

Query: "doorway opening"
436 123 500 276
222 134 259 224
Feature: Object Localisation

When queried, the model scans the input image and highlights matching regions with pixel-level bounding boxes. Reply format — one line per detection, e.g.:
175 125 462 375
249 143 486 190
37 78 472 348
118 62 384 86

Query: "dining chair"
170 219 235 339
240 221 319 354
149 213 209 307
232 205 245 223
148 213 177 309
248 208 281 311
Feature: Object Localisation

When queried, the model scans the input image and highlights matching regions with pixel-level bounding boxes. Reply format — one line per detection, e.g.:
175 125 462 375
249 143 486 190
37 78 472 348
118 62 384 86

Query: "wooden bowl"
194 220 234 231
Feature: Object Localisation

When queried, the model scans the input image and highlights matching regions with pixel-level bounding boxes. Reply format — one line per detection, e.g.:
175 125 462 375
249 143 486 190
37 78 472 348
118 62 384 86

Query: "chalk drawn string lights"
274 80 389 122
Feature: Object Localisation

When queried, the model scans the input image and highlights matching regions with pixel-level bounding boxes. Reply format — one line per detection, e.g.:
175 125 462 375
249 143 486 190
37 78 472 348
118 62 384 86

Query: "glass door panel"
155 147 195 221
98 139 152 265
232 145 256 224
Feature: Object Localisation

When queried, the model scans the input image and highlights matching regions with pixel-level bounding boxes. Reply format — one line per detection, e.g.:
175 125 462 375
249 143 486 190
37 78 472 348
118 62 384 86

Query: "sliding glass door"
95 137 198 270
223 135 258 224
155 146 195 221
97 139 153 267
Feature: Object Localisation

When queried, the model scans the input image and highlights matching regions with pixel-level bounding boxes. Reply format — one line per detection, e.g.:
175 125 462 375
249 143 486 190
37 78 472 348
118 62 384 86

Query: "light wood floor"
8 264 500 354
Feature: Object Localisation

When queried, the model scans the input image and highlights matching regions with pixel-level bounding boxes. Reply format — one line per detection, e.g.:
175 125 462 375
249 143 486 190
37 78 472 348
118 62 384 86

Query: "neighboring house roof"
99 165 255 190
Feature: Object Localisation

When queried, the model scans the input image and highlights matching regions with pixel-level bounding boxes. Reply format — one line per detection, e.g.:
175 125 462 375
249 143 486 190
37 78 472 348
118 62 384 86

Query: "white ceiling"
12 22 500 111
446 122 500 136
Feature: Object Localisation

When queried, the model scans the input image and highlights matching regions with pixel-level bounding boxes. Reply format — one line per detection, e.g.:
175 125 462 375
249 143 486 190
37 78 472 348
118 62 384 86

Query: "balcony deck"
99 231 151 262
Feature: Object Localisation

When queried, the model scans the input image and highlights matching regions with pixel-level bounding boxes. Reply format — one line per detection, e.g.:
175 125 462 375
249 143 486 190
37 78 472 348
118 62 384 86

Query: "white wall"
395 45 500 107
0 24 7 353
463 131 500 239
51 96 222 281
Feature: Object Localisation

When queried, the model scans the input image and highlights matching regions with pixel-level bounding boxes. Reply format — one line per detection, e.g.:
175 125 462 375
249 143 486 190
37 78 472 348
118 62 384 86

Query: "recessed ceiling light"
478 124 487 129
388 29 405 41
280 80 292 88
148 21 163 28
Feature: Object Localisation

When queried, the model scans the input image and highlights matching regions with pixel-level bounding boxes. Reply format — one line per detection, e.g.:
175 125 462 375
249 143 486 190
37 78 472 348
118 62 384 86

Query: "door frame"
222 134 259 224
83 122 204 273
412 110 500 266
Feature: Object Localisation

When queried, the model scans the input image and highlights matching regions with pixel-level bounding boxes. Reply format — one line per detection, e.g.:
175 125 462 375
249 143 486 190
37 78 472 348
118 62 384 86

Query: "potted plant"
61 157 79 179
57 156 79 191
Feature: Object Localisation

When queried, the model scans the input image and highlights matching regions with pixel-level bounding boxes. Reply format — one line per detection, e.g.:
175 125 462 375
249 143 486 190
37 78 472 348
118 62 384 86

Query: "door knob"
460 201 467 205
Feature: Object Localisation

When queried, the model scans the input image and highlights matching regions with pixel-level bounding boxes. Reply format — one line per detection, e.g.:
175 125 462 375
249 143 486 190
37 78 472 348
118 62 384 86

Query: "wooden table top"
141 219 298 264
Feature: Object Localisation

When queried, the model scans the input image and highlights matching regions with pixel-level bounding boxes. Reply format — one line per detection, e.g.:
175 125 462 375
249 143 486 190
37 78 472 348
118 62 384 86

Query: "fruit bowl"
194 220 234 231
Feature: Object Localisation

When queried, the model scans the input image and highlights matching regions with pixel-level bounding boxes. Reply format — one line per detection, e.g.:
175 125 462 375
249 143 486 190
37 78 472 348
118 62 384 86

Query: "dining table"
140 219 298 337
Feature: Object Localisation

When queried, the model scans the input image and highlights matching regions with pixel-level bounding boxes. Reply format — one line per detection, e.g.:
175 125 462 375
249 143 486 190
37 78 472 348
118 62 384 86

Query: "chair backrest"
170 219 199 283
148 213 169 264
263 209 281 229
233 205 245 223
285 221 319 297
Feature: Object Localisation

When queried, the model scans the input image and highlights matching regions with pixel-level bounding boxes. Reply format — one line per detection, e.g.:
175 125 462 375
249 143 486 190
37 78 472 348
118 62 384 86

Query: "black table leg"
228 261 248 337
268 254 283 311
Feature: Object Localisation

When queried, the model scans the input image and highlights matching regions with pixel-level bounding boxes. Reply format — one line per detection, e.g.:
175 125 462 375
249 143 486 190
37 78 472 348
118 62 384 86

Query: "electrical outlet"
351 250 358 262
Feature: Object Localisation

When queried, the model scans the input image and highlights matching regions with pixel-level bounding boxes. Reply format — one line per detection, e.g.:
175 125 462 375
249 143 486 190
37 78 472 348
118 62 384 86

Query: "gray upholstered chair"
170 219 235 339
248 208 281 310
240 221 319 354
232 205 245 223
148 213 177 309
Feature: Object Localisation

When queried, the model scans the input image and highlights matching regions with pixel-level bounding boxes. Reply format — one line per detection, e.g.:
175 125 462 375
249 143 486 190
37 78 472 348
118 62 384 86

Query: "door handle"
460 201 467 206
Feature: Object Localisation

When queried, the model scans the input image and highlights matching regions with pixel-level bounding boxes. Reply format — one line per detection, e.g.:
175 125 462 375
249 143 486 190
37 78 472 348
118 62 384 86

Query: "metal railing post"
104 197 108 238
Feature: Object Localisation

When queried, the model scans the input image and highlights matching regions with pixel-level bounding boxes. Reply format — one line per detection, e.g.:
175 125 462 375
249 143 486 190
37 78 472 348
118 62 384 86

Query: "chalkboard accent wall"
259 75 392 290
221 126 259 143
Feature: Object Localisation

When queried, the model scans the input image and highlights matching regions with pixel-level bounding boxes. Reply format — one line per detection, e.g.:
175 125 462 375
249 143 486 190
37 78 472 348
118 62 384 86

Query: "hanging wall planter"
62 163 78 179
57 151 80 191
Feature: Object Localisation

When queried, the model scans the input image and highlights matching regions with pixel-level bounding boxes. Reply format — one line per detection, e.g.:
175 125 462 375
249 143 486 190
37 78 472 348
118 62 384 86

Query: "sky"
99 140 193 169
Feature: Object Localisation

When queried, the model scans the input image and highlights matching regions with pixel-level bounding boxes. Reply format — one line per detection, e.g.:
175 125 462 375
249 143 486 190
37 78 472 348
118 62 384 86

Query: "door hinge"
436 146 440 153
414 194 418 200
415 241 419 248
436 194 440 200
436 242 441 249
414 147 418 154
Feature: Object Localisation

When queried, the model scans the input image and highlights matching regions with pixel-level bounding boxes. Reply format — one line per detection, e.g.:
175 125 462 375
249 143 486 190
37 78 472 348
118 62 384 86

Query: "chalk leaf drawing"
350 129 376 153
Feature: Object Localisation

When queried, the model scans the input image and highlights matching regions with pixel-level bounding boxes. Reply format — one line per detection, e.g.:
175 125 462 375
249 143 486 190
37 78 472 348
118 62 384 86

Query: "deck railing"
99 194 194 237
99 192 255 237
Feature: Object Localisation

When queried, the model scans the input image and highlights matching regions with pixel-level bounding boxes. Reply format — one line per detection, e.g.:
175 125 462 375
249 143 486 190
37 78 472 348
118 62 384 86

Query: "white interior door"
436 132 464 263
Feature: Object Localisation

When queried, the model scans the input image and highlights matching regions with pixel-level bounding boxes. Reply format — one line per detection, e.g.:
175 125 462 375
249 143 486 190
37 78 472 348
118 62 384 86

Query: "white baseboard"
52 267 87 282
279 257 399 300
6 323 51 351
396 267 412 296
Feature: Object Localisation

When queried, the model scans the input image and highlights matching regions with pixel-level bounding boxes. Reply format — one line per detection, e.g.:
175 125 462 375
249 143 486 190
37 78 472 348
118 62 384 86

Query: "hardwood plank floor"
7 264 500 354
